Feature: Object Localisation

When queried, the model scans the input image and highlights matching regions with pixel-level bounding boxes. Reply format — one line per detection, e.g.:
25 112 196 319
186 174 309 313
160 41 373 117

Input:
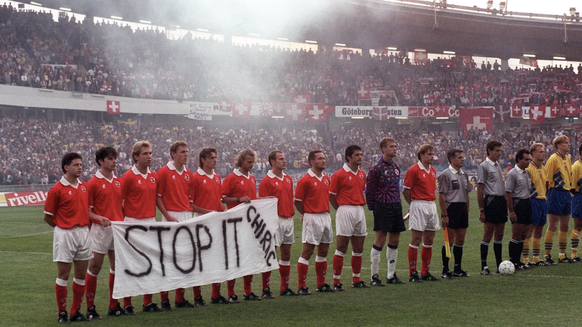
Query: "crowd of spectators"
2 4 582 113
2 112 579 186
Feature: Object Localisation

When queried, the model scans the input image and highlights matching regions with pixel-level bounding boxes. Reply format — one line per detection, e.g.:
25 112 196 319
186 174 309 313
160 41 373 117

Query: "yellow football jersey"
527 161 547 199
572 159 582 193
544 152 572 191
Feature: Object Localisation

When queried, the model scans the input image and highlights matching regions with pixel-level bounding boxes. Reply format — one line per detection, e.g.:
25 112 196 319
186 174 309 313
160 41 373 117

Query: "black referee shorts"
446 202 469 229
373 202 405 233
484 195 508 224
512 198 532 225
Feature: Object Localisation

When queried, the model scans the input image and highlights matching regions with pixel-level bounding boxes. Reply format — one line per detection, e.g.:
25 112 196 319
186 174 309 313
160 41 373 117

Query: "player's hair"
529 143 544 155
446 148 463 163
416 144 434 161
268 150 283 167
61 152 82 174
170 141 188 159
199 147 217 168
345 145 362 162
553 135 569 147
486 140 502 156
95 146 118 167
308 150 323 166
380 137 397 151
516 149 530 162
131 141 151 164
235 149 256 168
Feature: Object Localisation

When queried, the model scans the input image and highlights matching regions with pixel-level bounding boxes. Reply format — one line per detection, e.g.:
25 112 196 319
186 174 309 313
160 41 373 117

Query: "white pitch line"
0 231 52 239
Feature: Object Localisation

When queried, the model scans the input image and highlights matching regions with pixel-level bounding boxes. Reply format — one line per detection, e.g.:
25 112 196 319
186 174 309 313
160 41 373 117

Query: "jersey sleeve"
329 172 341 195
258 179 269 197
544 156 556 185
505 172 516 194
402 167 416 189
221 175 233 197
87 178 96 209
43 186 58 216
120 173 131 203
476 163 487 185
437 172 448 194
156 168 166 197
294 178 306 201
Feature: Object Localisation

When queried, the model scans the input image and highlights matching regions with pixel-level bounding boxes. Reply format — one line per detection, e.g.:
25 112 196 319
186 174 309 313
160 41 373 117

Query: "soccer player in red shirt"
84 147 125 320
44 152 103 323
295 150 334 294
192 147 228 304
403 144 440 282
259 150 297 297
156 141 210 308
221 149 259 302
120 141 165 312
330 145 369 290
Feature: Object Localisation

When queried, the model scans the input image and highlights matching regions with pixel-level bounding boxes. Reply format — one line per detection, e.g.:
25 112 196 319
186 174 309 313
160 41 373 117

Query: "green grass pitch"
1 194 580 326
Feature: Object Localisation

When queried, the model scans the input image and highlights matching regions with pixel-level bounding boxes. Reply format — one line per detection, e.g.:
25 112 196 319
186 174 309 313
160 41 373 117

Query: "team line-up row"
43 136 578 323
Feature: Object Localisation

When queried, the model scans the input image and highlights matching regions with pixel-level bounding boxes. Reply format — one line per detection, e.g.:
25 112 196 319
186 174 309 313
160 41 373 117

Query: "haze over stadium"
3 0 582 325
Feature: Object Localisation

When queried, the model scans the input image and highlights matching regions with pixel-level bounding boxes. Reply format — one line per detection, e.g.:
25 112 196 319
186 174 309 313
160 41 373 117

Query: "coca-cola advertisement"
3 191 49 207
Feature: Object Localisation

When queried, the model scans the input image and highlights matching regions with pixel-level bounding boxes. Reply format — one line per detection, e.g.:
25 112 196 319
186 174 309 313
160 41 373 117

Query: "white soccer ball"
498 260 515 275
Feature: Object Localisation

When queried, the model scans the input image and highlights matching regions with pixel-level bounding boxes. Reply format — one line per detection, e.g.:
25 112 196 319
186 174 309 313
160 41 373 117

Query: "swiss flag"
529 105 546 123
294 92 311 104
357 88 370 100
285 103 305 121
564 104 580 116
305 104 333 121
106 100 120 114
510 103 522 118
232 103 251 117
549 105 563 118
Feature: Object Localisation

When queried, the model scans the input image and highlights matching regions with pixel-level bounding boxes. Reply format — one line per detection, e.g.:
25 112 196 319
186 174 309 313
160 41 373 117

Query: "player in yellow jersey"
523 143 548 266
569 144 582 262
543 135 573 264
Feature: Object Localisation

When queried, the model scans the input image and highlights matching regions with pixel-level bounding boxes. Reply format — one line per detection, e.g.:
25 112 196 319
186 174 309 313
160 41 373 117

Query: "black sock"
518 240 525 263
442 245 449 273
508 239 518 263
453 244 463 272
480 241 489 268
494 241 503 268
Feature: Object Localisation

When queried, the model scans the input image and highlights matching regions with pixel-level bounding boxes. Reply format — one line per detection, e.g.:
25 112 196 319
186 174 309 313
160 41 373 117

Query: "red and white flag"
549 105 563 118
286 104 305 121
564 104 580 116
106 100 120 114
529 105 545 123
510 103 522 118
459 107 493 131
232 103 251 118
373 106 387 120
357 88 371 100
293 92 311 104
304 104 333 122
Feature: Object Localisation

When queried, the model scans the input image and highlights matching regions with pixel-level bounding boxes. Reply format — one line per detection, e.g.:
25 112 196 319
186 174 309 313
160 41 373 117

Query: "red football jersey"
156 162 193 212
221 169 257 209
87 171 123 224
259 171 295 218
191 168 224 212
295 169 330 214
403 162 437 201
44 177 89 229
330 164 366 206
121 166 158 218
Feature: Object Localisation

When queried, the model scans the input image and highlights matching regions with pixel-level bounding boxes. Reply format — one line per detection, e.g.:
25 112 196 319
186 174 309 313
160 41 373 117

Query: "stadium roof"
23 0 582 61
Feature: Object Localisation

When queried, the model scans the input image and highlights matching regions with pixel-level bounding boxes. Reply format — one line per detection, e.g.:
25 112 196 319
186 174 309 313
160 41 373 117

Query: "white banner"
186 103 214 121
112 198 279 298
335 106 408 118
